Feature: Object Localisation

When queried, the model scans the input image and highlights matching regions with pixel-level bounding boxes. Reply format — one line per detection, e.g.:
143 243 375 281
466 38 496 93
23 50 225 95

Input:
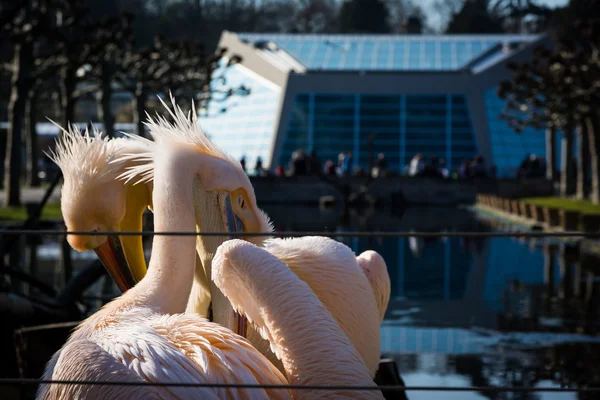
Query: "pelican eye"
238 195 245 209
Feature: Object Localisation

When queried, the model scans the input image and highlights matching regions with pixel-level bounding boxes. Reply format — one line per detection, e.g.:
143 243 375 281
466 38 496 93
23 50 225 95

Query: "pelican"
39 128 384 400
117 96 390 376
47 124 153 291
213 239 384 400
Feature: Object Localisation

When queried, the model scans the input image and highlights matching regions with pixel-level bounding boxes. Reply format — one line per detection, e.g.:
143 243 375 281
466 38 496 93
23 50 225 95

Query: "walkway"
0 187 62 205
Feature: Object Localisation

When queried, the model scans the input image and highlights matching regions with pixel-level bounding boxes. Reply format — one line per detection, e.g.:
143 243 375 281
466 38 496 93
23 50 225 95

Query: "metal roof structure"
237 33 543 72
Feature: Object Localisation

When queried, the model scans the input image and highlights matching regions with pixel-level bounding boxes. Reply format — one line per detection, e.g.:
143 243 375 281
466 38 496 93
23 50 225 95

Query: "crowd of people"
405 153 494 180
281 150 390 178
238 149 548 181
240 150 390 178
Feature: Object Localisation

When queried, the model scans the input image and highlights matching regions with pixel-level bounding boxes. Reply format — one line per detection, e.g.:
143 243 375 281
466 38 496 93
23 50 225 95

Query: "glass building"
199 32 553 177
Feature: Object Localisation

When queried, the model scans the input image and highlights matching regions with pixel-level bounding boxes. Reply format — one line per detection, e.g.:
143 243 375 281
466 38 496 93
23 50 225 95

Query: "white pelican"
39 130 384 400
47 124 153 290
213 239 384 400
117 96 390 376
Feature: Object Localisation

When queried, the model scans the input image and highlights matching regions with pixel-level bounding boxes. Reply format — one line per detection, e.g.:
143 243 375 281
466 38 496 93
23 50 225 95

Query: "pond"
5 205 600 398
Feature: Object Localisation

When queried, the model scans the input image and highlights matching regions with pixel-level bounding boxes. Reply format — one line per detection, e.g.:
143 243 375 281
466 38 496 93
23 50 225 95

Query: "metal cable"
0 230 599 238
0 379 597 392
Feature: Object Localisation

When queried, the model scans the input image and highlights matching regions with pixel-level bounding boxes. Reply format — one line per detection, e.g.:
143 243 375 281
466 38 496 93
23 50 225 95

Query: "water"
6 205 600 398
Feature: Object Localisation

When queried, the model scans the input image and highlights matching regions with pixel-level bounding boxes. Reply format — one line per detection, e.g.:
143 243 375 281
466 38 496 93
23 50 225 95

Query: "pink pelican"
46 124 153 290
39 127 384 399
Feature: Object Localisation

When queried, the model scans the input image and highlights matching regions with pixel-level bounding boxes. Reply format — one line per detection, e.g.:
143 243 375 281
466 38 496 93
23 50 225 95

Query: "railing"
1 379 599 393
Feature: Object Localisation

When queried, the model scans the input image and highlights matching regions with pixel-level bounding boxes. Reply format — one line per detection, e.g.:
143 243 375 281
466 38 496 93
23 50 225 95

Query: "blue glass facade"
199 64 281 169
200 33 551 174
238 34 540 71
278 93 477 172
484 87 547 177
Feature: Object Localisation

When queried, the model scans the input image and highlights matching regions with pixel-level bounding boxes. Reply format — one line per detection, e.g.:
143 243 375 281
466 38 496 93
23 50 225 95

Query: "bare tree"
118 36 248 137
87 14 134 138
0 0 69 206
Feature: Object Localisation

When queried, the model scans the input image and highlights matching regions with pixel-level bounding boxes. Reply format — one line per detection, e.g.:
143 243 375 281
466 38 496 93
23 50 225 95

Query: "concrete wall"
250 176 554 206
261 203 490 232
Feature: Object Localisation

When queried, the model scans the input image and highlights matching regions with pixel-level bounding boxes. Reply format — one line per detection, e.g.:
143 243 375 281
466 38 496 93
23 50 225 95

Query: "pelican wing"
212 239 385 400
356 250 391 322
262 236 383 377
41 308 290 400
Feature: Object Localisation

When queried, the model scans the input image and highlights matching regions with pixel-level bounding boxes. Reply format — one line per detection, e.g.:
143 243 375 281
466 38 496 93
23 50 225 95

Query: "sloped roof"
236 33 543 72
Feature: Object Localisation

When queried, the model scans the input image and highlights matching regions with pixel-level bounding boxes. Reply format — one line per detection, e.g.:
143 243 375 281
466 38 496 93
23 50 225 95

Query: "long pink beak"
225 194 249 338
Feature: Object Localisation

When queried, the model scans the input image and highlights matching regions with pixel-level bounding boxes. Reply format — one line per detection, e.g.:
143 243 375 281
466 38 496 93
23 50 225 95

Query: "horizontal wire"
0 230 599 238
0 379 597 392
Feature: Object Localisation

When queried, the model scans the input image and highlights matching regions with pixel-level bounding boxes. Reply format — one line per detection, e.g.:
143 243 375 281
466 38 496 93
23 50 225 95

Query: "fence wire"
0 379 598 393
1 230 600 238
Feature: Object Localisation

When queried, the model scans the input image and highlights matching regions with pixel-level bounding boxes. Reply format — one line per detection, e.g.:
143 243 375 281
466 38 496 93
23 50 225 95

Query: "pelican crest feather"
116 93 238 184
114 93 274 234
47 123 122 186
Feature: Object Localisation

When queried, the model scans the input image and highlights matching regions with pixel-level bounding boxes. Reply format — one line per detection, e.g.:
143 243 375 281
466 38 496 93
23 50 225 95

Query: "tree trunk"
26 91 40 187
3 43 32 207
560 122 576 197
546 126 558 182
134 86 148 137
587 114 600 204
0 124 6 190
61 66 77 132
98 62 115 138
576 123 591 199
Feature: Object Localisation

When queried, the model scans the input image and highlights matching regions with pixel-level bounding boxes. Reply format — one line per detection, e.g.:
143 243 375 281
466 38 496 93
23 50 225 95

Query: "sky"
421 0 570 31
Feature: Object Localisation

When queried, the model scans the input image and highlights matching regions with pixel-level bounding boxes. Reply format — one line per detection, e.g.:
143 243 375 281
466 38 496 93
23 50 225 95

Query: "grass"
522 197 600 215
0 202 62 221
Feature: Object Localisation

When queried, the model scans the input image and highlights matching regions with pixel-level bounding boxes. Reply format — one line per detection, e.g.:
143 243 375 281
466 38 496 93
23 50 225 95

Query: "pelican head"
119 96 273 247
49 124 153 292
118 95 273 335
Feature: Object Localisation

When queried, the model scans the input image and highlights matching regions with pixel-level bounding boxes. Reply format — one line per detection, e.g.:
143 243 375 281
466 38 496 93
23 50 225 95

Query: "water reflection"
7 206 600 396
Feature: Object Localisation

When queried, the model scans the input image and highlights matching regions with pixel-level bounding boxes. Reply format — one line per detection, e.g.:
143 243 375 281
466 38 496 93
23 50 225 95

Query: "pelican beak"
224 192 245 233
94 235 138 293
224 194 248 338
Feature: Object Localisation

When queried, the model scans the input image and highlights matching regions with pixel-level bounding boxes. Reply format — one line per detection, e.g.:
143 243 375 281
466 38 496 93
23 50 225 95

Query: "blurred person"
438 158 449 178
408 154 425 177
289 148 307 176
254 156 264 176
372 153 388 178
470 155 487 178
324 160 337 176
275 164 285 176
423 154 443 178
458 159 471 179
342 152 353 177
240 155 246 172
337 152 346 176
